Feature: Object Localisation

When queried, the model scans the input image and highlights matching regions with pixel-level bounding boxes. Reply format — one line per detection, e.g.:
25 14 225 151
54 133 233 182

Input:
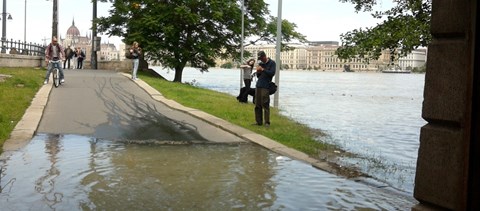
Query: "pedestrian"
236 58 256 103
76 47 85 69
253 51 276 127
129 41 142 80
63 45 74 69
72 48 77 69
44 36 65 84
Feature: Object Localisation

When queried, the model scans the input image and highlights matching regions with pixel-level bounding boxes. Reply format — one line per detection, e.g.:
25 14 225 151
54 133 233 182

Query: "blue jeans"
45 61 64 81
132 58 139 79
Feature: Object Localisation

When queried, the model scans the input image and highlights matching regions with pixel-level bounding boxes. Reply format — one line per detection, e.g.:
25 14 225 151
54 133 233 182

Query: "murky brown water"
1 134 415 210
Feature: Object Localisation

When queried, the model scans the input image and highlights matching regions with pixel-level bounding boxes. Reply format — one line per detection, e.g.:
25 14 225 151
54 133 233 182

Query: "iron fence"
1 39 45 56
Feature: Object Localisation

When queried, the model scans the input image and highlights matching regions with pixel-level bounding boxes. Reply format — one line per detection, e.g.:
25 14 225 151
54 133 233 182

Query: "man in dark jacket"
63 45 74 69
253 51 276 127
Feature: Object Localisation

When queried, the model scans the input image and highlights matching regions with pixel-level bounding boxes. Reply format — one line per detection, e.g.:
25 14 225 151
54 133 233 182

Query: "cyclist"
44 36 66 85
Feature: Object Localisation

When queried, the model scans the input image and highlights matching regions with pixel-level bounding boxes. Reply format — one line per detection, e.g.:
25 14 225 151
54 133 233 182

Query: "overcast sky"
4 0 391 47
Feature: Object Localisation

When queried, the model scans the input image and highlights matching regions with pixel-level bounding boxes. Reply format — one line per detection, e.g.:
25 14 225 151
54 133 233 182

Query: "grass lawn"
0 68 44 153
138 71 332 158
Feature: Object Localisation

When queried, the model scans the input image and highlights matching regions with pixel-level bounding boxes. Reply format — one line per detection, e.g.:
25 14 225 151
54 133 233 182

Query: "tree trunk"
173 64 185 82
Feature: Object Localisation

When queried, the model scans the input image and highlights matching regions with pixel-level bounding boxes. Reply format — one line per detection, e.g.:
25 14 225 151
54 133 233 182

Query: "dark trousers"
63 59 71 69
254 88 270 125
237 79 252 103
77 59 83 69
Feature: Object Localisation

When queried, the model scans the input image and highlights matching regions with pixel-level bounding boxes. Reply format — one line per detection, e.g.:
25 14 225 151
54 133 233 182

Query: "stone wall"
413 0 479 210
0 53 137 73
0 54 44 68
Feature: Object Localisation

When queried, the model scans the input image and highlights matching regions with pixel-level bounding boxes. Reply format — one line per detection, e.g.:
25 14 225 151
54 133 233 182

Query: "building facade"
243 41 407 72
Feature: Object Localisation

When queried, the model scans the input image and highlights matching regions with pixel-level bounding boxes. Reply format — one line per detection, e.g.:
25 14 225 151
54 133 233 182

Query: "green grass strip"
0 68 44 153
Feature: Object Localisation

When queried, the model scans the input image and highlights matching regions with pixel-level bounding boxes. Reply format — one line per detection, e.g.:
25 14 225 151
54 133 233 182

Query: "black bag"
268 82 277 95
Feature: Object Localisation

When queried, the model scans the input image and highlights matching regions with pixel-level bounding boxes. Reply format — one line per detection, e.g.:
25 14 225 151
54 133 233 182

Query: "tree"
336 0 431 63
97 0 305 82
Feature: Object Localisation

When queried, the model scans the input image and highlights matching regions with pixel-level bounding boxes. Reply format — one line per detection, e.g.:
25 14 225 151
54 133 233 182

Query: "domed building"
60 18 122 64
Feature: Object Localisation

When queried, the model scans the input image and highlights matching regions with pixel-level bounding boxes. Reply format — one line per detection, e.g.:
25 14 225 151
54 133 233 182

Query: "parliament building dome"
66 19 80 37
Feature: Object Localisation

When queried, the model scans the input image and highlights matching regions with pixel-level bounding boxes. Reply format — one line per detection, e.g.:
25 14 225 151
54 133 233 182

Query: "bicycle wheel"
53 68 60 87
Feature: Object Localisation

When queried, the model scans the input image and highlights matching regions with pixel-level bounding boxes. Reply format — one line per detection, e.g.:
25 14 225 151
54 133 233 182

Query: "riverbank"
138 70 372 178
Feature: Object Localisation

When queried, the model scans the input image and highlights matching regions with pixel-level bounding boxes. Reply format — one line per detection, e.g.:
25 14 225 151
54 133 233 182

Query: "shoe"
265 123 270 127
43 79 48 85
60 79 65 83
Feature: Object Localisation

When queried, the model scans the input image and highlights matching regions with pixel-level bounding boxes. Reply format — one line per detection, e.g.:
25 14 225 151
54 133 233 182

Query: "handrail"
1 38 45 56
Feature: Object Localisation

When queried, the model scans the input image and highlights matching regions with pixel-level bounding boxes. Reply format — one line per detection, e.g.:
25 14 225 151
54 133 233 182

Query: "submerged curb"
123 73 340 175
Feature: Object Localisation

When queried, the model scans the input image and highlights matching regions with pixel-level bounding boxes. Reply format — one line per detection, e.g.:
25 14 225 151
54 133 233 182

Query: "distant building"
61 19 122 62
398 48 427 69
243 41 426 72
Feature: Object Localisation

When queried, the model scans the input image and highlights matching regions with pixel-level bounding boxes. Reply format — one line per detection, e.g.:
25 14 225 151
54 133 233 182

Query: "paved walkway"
2 69 335 173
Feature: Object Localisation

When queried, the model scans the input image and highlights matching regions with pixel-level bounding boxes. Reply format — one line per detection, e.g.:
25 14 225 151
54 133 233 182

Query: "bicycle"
49 60 62 88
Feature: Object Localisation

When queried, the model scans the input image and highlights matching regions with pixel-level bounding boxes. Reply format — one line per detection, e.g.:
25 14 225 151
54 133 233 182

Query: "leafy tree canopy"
336 0 431 63
97 0 305 82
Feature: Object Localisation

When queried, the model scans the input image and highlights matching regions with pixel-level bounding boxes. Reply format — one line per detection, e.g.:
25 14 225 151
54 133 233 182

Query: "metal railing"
1 38 45 56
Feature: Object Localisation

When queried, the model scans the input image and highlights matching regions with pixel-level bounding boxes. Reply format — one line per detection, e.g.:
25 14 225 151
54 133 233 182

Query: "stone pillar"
413 0 479 210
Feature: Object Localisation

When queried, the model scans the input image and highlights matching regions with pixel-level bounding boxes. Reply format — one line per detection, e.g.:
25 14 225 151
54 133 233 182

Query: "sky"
4 0 392 48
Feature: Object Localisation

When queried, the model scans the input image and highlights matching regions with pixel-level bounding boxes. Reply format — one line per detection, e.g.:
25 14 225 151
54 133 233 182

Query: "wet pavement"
35 70 245 144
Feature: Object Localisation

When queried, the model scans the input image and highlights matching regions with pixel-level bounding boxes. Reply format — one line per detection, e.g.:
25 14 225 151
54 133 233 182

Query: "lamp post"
240 0 244 89
273 0 282 108
46 0 58 39
24 0 26 42
91 0 97 69
1 0 13 53
52 0 58 38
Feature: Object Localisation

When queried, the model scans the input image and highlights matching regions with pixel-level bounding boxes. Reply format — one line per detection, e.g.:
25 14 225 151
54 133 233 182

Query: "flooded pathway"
1 134 415 210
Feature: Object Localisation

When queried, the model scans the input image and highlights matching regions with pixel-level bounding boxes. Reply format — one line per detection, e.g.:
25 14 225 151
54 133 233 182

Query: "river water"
153 67 426 194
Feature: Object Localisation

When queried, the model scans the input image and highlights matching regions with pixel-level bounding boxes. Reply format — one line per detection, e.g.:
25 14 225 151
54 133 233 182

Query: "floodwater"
153 67 426 193
0 134 415 210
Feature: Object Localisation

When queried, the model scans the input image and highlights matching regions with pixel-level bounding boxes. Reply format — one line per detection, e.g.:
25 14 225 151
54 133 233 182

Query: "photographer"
253 51 276 127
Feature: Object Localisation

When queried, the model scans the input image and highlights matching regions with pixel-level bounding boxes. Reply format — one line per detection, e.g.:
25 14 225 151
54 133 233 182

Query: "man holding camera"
253 51 276 127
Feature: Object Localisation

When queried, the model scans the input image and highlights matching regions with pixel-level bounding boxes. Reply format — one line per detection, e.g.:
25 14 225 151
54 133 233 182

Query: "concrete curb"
123 73 339 175
1 81 53 158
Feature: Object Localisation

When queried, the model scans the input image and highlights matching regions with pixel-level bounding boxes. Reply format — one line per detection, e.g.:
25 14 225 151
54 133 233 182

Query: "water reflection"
0 134 416 210
35 134 64 209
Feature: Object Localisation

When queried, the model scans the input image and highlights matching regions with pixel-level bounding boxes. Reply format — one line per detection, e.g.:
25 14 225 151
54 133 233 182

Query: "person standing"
63 45 74 69
76 47 85 69
44 36 65 84
253 51 276 127
129 41 142 80
72 48 77 69
237 58 256 103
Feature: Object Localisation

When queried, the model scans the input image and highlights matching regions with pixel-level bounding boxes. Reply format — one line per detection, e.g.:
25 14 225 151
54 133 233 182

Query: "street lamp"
273 0 282 108
240 0 244 90
46 0 58 39
1 0 13 53
91 0 98 69
24 0 26 42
